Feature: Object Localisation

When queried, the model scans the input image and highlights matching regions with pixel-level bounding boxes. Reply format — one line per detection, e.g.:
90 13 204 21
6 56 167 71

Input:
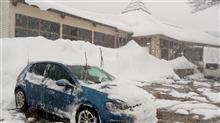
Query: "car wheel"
77 107 100 123
15 89 28 112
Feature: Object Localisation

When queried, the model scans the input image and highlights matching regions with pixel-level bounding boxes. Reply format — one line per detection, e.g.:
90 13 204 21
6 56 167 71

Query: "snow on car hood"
80 79 158 123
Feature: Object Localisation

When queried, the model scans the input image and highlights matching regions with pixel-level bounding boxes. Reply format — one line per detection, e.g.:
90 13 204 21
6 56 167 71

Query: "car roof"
29 61 91 67
29 61 65 66
29 61 98 68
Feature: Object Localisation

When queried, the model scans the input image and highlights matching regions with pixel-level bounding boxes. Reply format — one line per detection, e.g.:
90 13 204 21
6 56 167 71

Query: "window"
160 39 169 48
63 25 92 42
94 32 115 48
47 64 71 82
78 28 92 42
161 49 169 60
117 37 128 47
63 25 78 40
206 63 219 70
183 47 203 63
15 28 38 37
31 63 47 76
40 20 60 33
67 65 115 83
15 14 60 40
16 14 39 29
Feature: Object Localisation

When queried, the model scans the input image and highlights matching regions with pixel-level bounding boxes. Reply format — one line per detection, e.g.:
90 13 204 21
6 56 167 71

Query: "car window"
69 66 83 79
88 68 108 79
67 65 115 83
31 63 47 76
47 64 71 82
206 63 219 70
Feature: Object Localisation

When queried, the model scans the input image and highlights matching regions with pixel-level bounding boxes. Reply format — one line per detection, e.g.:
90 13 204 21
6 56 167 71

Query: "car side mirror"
56 79 75 88
56 79 67 86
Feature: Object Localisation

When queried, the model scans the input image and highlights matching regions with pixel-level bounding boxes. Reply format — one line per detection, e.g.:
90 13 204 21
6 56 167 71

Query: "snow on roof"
25 0 132 32
24 0 219 47
119 10 220 47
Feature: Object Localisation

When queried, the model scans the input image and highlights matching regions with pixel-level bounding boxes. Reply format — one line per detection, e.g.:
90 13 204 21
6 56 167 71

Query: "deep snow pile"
1 37 177 82
167 56 195 69
0 37 178 122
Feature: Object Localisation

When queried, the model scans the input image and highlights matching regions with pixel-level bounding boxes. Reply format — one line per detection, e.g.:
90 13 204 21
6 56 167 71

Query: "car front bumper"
105 113 135 123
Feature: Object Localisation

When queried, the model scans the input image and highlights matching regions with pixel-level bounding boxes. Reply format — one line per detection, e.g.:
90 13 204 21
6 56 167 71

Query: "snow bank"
197 88 220 104
1 37 177 83
156 99 220 120
170 102 219 120
167 56 195 69
0 37 177 121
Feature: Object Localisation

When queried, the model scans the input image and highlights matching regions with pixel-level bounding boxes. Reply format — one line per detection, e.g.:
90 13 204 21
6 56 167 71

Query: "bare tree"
188 0 220 13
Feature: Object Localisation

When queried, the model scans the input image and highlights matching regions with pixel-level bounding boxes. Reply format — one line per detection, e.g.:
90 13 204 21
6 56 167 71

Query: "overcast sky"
53 0 219 33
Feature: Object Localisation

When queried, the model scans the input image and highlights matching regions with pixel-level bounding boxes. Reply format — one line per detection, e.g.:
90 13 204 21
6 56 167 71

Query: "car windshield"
67 65 115 84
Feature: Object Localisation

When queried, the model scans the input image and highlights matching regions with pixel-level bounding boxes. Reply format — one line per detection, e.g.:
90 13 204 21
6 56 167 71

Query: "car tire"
15 88 28 112
76 107 100 123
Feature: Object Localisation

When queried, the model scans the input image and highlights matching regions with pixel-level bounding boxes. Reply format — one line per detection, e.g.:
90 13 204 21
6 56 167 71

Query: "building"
1 0 219 65
0 0 132 48
119 0 220 65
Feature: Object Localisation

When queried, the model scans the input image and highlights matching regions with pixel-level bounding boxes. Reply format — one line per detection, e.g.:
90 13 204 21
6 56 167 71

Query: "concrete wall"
150 36 161 58
0 0 11 38
132 35 161 58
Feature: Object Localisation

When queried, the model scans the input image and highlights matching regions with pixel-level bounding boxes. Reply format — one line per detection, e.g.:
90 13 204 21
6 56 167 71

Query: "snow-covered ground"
144 77 220 123
1 37 219 123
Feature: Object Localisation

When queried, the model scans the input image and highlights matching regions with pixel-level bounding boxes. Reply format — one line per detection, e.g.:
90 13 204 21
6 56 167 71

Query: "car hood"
79 79 158 123
80 79 155 107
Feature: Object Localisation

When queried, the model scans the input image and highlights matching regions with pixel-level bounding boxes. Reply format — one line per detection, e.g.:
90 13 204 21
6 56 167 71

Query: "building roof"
24 0 132 33
118 1 220 47
24 0 219 47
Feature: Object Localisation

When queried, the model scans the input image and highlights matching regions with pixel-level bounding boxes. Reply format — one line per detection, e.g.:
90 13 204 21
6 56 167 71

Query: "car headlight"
106 101 128 113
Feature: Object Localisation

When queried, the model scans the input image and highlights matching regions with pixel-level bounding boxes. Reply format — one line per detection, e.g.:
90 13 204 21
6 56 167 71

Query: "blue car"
15 61 156 123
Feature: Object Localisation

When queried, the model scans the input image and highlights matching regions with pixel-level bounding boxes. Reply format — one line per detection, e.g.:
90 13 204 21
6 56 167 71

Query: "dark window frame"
15 14 60 40
94 31 115 48
62 24 92 42
46 64 72 82
30 63 47 77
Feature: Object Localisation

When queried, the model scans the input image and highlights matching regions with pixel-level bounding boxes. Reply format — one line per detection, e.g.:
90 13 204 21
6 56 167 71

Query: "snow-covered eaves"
24 0 132 33
19 0 220 47
119 10 220 48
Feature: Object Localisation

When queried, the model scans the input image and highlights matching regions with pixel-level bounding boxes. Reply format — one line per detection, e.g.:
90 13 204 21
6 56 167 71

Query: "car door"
43 63 76 114
24 63 47 108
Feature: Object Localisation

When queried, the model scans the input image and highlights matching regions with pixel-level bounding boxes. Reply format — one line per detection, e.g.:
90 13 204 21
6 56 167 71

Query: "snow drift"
0 37 178 122
1 36 178 82
167 56 195 69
